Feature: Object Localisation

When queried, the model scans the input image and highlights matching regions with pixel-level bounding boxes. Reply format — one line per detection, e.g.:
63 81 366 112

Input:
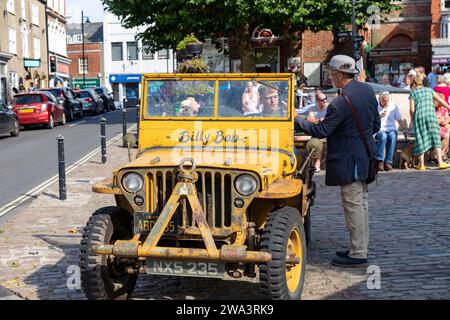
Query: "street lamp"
81 12 90 88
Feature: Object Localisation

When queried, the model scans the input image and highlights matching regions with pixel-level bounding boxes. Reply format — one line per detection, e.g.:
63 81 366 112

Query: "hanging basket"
185 43 203 55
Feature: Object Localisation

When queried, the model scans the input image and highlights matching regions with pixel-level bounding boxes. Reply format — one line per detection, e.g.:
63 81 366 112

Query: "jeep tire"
80 206 137 300
259 206 306 300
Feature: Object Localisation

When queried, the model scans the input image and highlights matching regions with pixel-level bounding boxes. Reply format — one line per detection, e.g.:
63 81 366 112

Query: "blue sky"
67 0 104 23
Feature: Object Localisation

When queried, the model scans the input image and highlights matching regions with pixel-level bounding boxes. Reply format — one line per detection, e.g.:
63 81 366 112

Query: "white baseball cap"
407 69 417 77
327 55 359 74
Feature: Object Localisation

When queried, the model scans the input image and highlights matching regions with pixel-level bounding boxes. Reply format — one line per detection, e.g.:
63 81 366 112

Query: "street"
0 108 137 222
0 140 449 300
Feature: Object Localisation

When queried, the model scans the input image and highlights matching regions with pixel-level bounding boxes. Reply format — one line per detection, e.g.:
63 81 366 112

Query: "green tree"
102 0 398 72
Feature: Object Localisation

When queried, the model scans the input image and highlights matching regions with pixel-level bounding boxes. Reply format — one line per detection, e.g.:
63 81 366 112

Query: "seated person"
178 97 200 117
242 81 260 114
375 92 403 171
258 85 287 117
306 91 329 172
434 93 450 161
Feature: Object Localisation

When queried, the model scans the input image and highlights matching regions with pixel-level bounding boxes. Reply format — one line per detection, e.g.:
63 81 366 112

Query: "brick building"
368 0 432 83
299 1 433 87
66 21 104 89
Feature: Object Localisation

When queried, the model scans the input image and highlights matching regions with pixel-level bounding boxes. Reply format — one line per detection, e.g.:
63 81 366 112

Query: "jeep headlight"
122 172 144 193
235 174 258 196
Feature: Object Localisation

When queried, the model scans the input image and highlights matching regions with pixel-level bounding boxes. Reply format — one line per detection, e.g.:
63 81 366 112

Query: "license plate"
134 212 177 235
20 108 34 113
146 260 225 279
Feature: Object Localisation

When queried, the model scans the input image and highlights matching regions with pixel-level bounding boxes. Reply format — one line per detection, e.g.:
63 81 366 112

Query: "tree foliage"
102 0 398 71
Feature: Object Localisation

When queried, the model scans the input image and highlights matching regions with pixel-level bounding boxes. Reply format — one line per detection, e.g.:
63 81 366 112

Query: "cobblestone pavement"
0 138 449 300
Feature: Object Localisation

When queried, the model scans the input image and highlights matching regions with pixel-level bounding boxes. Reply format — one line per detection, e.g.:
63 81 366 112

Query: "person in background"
381 74 392 86
306 91 329 172
28 82 36 92
433 93 450 161
241 81 260 114
434 75 450 103
375 92 403 171
416 66 430 87
427 65 440 89
404 75 412 90
397 69 409 88
409 76 450 170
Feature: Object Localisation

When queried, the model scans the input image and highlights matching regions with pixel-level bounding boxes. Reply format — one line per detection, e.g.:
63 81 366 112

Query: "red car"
12 92 66 129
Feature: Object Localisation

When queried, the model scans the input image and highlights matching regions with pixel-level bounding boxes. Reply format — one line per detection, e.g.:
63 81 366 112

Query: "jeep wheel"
10 119 20 137
259 206 306 300
80 206 137 300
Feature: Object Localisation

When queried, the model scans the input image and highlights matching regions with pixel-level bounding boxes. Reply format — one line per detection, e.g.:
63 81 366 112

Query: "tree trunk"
229 25 255 73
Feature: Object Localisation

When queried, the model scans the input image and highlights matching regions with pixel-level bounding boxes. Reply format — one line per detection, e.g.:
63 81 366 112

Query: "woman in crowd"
409 76 450 170
434 93 450 161
433 75 450 103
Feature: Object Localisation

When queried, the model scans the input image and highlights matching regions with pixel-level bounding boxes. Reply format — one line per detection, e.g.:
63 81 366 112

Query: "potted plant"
176 34 203 56
178 57 208 73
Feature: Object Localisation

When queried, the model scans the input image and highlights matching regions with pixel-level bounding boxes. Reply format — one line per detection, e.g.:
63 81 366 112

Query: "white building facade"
103 12 176 106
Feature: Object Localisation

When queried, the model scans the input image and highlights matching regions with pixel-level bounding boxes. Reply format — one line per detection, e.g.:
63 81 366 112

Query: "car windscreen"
78 91 91 98
146 80 215 118
13 95 44 105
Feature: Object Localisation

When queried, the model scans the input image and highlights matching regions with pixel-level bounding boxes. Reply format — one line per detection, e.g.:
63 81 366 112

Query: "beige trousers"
340 181 369 259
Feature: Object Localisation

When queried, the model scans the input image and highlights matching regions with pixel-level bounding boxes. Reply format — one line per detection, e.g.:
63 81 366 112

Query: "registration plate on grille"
146 260 225 279
134 212 177 235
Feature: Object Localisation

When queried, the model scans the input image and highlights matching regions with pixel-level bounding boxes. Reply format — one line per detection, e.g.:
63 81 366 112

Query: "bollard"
136 104 140 139
100 117 107 164
122 97 127 109
57 135 67 200
122 108 127 138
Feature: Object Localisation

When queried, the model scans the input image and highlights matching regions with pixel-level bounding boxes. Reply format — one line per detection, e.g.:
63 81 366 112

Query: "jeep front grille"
148 170 233 228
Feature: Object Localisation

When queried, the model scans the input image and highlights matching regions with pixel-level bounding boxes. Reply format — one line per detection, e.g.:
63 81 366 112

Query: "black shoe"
336 250 350 258
331 256 367 268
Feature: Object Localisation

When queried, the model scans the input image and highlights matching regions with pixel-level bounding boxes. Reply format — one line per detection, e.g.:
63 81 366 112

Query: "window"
33 37 40 59
31 3 39 26
142 44 154 60
22 32 29 58
79 58 88 74
127 42 138 60
442 16 450 38
8 28 17 54
7 0 15 14
158 49 169 60
445 0 450 9
21 0 26 19
111 42 123 61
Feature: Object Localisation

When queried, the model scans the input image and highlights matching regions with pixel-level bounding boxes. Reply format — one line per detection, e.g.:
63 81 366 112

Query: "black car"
0 100 19 137
38 87 83 121
75 89 105 115
95 87 115 111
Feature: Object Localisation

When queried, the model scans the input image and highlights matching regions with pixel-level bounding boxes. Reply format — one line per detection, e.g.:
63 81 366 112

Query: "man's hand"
306 116 319 124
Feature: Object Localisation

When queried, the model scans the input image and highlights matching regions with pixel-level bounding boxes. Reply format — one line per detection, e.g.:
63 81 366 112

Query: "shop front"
0 52 12 103
109 74 142 108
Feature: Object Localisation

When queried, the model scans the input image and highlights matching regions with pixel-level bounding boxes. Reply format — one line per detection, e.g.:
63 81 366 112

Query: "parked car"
95 87 115 111
11 92 65 129
0 100 20 137
38 87 83 121
75 89 105 115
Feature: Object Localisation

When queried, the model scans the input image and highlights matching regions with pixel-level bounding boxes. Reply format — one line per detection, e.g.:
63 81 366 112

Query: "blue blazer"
295 80 381 186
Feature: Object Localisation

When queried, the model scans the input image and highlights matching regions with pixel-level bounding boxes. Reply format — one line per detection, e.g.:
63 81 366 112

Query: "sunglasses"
318 98 327 102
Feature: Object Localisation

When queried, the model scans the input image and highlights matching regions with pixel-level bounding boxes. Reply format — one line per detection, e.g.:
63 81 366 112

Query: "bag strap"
342 94 372 158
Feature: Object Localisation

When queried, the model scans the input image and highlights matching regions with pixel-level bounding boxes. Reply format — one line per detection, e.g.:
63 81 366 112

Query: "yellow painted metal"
92 178 122 195
286 227 303 293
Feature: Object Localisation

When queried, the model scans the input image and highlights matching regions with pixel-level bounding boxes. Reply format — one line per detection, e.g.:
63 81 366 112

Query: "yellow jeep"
80 73 317 300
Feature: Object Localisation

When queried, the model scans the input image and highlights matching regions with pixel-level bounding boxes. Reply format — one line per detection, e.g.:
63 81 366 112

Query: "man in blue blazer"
295 55 381 267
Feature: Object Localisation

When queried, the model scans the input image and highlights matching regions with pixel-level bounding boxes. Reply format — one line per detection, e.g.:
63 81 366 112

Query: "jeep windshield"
145 79 289 119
